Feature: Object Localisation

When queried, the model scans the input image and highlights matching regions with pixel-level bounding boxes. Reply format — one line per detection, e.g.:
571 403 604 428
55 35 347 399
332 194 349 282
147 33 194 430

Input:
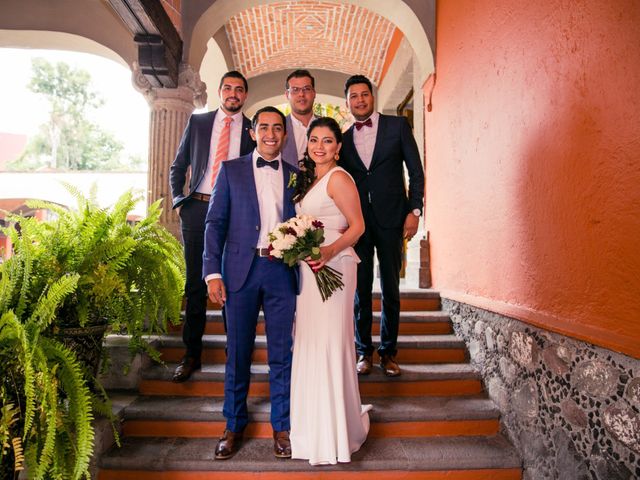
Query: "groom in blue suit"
203 106 298 460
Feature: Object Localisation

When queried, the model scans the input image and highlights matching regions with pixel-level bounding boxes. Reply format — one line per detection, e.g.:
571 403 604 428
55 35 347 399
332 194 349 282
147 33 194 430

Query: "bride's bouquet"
268 214 344 302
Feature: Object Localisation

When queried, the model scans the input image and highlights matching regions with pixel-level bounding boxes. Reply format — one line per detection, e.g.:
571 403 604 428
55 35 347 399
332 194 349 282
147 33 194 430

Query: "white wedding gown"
290 167 372 465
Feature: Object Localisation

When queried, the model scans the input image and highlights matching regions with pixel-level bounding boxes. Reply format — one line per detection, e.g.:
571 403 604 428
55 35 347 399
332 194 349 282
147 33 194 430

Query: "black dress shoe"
172 357 201 383
356 354 373 375
380 354 401 377
215 429 243 460
273 430 291 458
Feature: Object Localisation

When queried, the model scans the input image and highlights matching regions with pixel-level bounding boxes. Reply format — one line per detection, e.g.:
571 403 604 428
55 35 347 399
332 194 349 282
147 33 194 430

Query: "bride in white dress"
289 117 372 465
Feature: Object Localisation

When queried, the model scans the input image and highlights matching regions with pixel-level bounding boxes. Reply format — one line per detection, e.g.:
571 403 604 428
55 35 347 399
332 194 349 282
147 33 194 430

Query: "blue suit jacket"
202 153 298 292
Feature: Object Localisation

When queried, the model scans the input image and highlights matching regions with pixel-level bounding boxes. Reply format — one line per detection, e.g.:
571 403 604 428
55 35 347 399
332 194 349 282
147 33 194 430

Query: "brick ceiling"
225 1 397 85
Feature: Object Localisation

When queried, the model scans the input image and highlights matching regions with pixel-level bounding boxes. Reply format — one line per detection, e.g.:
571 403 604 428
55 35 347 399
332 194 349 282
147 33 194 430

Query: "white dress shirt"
196 110 244 194
352 111 380 170
290 114 316 161
253 150 284 248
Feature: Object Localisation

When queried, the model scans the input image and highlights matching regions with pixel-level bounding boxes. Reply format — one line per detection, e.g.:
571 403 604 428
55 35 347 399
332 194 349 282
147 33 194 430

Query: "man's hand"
207 278 227 305
403 213 419 240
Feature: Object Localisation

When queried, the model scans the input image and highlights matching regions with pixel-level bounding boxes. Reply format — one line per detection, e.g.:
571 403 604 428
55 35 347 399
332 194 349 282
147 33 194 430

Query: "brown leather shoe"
172 357 201 383
273 430 291 458
214 429 243 460
356 354 373 375
380 354 401 377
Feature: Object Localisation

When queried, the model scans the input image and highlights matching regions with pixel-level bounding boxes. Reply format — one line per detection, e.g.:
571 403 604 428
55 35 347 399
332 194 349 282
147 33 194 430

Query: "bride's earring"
334 154 340 161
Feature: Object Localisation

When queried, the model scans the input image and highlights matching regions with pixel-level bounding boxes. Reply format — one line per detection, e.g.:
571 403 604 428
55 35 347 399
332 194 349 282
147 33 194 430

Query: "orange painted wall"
424 0 640 358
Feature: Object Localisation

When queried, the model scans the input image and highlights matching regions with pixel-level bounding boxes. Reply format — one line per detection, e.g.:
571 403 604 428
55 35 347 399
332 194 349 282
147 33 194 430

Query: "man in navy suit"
169 71 256 382
203 106 298 460
341 75 425 378
281 69 316 167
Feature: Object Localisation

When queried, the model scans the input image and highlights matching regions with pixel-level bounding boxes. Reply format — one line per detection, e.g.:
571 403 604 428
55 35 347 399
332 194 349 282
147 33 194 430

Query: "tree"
9 58 127 171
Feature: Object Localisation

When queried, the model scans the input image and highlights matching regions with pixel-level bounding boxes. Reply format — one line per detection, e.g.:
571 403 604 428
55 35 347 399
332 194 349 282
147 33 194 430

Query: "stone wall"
443 299 640 480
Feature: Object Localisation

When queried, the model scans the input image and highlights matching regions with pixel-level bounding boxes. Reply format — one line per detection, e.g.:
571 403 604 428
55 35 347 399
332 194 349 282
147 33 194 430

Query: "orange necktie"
211 116 233 187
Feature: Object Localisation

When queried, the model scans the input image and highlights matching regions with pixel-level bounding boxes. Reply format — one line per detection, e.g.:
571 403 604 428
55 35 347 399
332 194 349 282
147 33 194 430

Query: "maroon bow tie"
354 118 373 130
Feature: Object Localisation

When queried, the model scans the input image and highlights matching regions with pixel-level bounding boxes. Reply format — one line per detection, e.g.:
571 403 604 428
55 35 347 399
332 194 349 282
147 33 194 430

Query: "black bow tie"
257 157 279 170
354 118 373 130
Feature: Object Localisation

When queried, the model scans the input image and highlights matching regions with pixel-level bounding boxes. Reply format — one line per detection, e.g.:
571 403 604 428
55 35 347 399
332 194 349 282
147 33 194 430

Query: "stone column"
132 62 207 237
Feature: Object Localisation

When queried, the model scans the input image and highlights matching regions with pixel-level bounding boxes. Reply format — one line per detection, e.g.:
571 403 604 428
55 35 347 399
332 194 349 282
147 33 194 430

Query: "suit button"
256 226 259 230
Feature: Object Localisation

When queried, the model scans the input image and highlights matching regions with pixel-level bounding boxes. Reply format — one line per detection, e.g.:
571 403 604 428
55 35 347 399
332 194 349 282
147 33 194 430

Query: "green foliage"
4 183 185 361
0 231 93 479
0 183 183 479
7 58 130 172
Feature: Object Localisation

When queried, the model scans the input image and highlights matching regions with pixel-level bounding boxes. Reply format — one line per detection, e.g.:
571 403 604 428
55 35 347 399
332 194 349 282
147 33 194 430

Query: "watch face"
412 209 421 216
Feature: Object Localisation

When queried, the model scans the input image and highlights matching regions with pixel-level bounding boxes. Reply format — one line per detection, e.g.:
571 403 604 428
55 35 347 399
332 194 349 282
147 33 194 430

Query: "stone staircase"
98 290 522 479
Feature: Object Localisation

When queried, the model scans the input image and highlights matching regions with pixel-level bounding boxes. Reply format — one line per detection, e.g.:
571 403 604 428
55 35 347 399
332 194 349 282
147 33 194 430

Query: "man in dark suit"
281 69 316 167
169 71 256 382
341 75 425 377
203 106 297 460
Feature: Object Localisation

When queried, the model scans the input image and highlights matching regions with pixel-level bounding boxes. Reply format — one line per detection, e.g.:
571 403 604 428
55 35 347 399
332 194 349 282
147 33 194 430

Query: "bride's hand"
305 245 335 272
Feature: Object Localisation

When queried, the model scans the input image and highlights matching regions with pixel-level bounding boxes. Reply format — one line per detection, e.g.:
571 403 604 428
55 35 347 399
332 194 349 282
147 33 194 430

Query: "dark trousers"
179 199 210 360
354 206 403 357
223 256 296 432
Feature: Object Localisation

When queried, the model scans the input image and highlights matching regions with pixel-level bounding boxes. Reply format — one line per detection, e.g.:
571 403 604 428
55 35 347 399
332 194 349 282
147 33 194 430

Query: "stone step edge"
98 435 522 473
121 396 500 423
141 363 482 382
98 468 522 480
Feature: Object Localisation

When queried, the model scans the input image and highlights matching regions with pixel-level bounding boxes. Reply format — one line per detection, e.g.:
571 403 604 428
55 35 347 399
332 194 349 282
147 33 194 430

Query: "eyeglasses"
287 86 314 95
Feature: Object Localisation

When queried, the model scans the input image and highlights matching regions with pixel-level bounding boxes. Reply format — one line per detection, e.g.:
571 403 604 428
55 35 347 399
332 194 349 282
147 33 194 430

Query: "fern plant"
4 184 185 365
0 226 93 480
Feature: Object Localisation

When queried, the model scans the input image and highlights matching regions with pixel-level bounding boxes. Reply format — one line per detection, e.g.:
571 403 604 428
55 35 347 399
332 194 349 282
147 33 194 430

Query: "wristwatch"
412 208 422 217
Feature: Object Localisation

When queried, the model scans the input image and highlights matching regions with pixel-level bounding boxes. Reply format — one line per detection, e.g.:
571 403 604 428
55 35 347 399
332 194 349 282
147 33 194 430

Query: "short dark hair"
286 69 315 89
252 106 287 134
344 74 373 97
219 70 248 92
307 117 342 144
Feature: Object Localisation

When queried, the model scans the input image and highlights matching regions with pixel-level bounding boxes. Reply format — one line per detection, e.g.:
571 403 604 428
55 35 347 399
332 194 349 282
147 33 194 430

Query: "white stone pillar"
132 62 207 237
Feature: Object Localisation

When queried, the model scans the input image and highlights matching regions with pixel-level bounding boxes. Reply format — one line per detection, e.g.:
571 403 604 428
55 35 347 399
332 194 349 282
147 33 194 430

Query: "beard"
223 99 242 113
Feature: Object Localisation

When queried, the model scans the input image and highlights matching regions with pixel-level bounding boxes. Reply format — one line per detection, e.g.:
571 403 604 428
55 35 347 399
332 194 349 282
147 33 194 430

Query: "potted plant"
0 185 185 478
0 224 92 479
6 185 185 373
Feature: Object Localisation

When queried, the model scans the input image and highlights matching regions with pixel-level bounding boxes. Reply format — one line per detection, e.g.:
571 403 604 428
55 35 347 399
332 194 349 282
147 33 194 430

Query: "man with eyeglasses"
282 69 317 166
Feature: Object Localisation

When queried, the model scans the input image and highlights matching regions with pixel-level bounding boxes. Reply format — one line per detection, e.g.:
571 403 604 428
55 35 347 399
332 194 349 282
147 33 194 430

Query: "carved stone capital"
132 61 207 111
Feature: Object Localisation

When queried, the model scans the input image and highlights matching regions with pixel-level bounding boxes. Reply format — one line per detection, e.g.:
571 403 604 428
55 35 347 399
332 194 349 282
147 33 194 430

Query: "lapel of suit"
368 113 386 170
201 110 217 162
281 161 295 219
344 126 367 172
282 115 298 166
241 154 260 220
240 115 253 154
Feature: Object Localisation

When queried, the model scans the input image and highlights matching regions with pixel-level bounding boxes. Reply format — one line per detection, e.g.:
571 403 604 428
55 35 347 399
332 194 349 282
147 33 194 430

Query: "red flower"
312 220 324 229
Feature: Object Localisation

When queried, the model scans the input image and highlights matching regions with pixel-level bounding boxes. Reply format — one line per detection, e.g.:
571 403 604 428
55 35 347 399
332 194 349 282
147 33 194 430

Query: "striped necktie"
210 116 233 187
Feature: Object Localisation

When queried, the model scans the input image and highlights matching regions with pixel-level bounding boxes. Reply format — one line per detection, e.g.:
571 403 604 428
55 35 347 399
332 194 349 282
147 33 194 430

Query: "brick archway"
189 0 434 85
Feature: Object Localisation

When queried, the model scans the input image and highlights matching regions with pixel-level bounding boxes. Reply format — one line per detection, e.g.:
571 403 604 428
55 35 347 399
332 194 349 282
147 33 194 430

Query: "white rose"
282 234 297 249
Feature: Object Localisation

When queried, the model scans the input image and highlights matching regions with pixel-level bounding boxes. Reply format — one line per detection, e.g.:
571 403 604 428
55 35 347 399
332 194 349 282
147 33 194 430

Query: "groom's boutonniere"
287 172 297 188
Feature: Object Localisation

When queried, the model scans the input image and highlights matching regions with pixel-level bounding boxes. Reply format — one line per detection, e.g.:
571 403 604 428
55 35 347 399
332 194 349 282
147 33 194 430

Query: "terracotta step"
139 363 484 398
169 310 453 336
98 435 521 479
121 395 500 439
158 334 466 365
201 288 441 312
